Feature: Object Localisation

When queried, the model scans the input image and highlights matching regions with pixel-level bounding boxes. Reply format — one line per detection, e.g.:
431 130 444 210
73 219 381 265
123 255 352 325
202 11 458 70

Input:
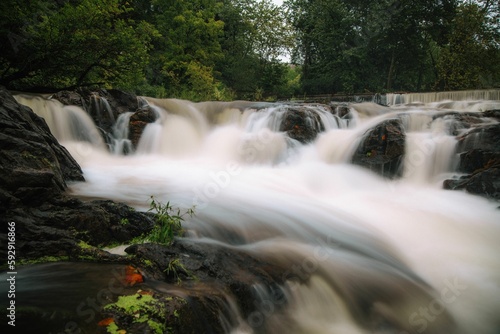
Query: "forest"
0 0 499 101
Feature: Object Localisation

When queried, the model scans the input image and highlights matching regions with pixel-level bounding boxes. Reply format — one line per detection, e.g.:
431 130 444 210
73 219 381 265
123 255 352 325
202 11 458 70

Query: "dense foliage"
0 0 498 100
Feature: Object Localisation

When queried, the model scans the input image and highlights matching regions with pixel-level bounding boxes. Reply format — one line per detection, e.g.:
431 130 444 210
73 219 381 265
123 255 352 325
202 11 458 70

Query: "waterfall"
13 94 500 334
110 112 133 155
13 94 106 150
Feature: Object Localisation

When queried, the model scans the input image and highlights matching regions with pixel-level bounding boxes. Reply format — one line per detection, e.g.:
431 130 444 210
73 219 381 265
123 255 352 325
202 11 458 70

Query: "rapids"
13 94 500 333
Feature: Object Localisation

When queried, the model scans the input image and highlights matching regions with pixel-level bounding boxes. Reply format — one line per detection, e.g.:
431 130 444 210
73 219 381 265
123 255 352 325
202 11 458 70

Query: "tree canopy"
0 0 498 100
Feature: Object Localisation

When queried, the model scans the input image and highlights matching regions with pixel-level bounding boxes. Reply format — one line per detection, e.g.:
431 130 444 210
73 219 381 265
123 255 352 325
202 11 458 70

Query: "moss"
106 322 121 334
78 240 94 250
18 256 70 266
77 255 97 261
103 293 166 334
143 259 153 267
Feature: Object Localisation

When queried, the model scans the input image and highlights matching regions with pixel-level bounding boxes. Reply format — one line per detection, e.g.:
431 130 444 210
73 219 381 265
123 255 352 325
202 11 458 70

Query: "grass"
164 258 197 284
147 196 195 246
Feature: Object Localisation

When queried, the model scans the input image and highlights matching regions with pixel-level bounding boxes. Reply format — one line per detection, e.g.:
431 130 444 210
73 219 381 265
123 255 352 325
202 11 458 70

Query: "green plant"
120 218 129 226
165 258 196 284
147 196 195 245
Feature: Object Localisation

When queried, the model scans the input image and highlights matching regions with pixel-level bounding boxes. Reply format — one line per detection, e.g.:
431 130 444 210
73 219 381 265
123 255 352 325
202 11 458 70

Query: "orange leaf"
98 318 115 327
124 266 144 286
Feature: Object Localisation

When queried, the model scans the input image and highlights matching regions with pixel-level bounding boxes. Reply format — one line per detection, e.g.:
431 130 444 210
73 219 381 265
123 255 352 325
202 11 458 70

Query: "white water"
17 95 500 333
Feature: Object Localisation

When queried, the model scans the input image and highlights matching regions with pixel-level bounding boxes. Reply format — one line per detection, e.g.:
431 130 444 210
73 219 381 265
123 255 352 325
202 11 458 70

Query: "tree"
285 0 458 94
142 0 226 100
435 1 500 90
0 0 157 91
217 0 294 99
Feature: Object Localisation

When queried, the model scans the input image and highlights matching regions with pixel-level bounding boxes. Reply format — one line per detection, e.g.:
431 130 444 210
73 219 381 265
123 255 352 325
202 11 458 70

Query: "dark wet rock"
455 123 500 153
444 165 500 200
279 106 326 143
456 150 500 174
0 87 154 261
352 118 406 178
444 122 500 201
124 241 291 331
0 86 84 206
329 103 353 121
6 198 154 259
129 106 158 148
483 109 500 119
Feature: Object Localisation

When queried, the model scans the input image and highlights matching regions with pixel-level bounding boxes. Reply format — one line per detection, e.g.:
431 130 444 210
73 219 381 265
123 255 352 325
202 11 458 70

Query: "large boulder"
278 106 326 143
0 86 84 207
444 122 500 201
0 87 155 261
351 118 406 178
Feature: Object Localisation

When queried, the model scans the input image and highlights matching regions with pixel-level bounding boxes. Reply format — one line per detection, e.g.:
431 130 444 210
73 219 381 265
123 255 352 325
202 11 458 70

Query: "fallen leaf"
98 318 115 326
124 266 144 286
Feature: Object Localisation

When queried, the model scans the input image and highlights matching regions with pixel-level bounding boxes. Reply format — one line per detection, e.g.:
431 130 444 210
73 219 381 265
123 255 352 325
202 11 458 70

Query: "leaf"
98 317 115 326
124 265 144 286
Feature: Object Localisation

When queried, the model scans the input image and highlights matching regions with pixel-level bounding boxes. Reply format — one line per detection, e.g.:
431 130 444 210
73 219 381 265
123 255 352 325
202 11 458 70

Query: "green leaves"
0 0 157 91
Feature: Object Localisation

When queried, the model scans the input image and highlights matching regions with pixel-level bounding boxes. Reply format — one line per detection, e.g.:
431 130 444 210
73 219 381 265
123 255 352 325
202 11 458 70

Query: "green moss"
77 255 97 261
104 294 166 334
18 256 70 266
106 322 120 334
78 240 94 250
143 259 154 267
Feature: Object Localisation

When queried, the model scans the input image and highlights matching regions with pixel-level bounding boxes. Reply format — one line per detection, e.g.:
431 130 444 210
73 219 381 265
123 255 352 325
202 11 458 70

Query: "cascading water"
110 112 134 155
13 95 500 333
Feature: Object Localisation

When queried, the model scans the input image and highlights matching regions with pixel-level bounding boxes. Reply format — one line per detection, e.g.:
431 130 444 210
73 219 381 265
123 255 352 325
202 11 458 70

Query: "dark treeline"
0 0 498 100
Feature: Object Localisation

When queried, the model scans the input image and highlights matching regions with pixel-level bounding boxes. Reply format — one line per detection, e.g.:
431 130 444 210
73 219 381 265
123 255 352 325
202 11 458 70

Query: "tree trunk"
386 50 396 90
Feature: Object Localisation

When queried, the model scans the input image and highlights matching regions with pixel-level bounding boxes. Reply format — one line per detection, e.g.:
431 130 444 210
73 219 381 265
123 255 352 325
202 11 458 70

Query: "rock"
278 106 326 143
5 197 155 260
444 165 500 201
483 109 500 119
0 87 154 261
0 86 84 206
351 118 406 178
444 122 500 201
455 123 500 154
128 106 158 148
123 240 291 332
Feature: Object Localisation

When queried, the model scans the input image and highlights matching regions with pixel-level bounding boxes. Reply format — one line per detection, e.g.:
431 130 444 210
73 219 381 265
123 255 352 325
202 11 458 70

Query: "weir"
387 89 500 105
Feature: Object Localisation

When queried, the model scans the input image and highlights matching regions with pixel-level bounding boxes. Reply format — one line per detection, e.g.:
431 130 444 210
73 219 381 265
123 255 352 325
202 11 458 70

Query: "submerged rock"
351 118 406 178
